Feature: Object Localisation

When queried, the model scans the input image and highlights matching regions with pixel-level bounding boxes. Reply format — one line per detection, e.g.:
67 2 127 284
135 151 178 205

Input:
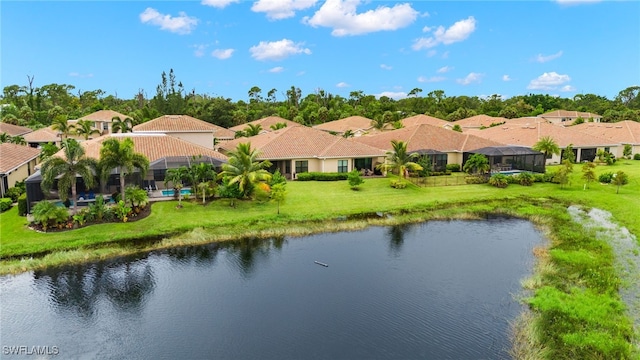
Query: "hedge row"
296 172 349 181
0 198 12 212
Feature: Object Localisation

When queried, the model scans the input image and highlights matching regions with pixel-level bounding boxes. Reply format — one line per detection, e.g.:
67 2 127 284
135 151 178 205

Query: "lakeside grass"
1 160 639 359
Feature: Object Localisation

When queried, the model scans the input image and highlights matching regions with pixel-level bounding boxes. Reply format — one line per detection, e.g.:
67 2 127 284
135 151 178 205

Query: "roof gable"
23 126 60 143
78 110 130 122
133 115 235 138
0 143 40 174
313 116 375 133
453 114 507 128
229 116 301 132
538 110 602 119
0 122 32 136
572 120 640 144
401 114 450 128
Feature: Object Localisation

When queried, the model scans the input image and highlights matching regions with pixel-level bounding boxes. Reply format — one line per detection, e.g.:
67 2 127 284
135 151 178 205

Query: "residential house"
229 116 302 135
453 115 507 130
133 115 235 150
352 124 504 170
0 143 40 196
313 116 375 137
23 126 63 148
0 123 32 137
75 109 131 135
537 110 602 125
572 121 640 158
468 121 618 164
401 114 453 129
219 126 386 179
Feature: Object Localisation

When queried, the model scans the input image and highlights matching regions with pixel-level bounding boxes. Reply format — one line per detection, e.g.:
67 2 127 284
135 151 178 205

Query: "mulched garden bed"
28 205 152 233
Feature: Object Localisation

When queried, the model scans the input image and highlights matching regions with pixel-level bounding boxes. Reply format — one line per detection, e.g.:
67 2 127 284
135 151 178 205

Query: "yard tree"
623 144 632 159
532 136 560 161
270 182 287 214
164 166 190 206
612 171 629 194
51 115 76 140
75 119 101 140
347 169 364 190
376 140 422 181
40 138 97 215
563 143 576 164
463 153 490 175
581 161 596 189
111 116 134 133
99 138 149 203
218 142 272 199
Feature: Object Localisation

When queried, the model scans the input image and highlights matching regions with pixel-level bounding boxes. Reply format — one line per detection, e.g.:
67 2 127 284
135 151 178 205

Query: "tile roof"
229 116 302 132
54 133 228 163
77 110 130 122
538 110 602 119
401 114 451 128
219 126 386 159
469 121 617 148
313 116 375 133
0 143 40 174
23 126 60 143
453 114 507 128
0 122 32 136
572 120 640 144
133 115 236 138
352 124 504 153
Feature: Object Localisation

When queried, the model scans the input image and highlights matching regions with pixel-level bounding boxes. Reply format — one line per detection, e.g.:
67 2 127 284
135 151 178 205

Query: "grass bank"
1 160 639 358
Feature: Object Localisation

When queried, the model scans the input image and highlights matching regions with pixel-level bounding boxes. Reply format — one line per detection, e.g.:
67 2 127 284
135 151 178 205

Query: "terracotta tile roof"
352 124 504 153
54 134 228 163
219 126 386 159
401 114 451 128
77 110 130 122
453 114 507 128
0 143 40 174
23 126 60 143
0 122 32 136
133 115 236 138
469 121 617 148
313 116 375 133
229 116 302 132
538 110 602 119
572 120 640 144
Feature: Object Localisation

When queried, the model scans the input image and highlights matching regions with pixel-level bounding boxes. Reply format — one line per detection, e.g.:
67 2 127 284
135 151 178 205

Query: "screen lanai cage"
463 146 546 173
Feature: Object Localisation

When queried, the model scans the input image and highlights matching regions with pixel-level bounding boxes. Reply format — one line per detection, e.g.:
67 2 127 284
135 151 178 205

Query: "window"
295 160 308 174
354 158 372 170
337 160 348 173
102 122 109 130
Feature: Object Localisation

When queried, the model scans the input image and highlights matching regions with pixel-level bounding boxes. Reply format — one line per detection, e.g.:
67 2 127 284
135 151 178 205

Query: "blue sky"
2 0 639 102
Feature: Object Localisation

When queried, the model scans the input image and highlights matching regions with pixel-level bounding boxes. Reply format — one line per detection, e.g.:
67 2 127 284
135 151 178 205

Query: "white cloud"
560 85 576 92
527 72 571 90
192 44 208 57
417 76 445 83
336 82 350 88
502 75 512 81
252 0 318 20
68 72 93 78
269 66 285 73
303 0 418 36
139 8 199 35
456 72 483 85
211 48 235 59
427 50 437 57
437 66 453 73
380 64 393 70
250 39 311 61
422 25 432 32
376 91 407 100
201 0 240 8
534 51 563 63
413 16 476 50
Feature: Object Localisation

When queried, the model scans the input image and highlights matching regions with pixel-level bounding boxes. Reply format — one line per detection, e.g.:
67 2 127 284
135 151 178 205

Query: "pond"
1 218 543 359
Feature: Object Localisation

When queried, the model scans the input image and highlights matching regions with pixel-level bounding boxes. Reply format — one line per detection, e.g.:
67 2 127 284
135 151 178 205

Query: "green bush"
598 172 614 183
488 173 509 188
430 171 452 176
4 187 23 203
516 172 535 186
634 153 640 160
389 180 407 189
0 198 12 212
347 169 364 189
296 172 348 181
533 173 546 183
464 175 487 184
445 164 461 172
17 193 27 216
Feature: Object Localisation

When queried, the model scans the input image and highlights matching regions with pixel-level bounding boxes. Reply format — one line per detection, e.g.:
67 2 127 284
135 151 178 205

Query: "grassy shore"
1 160 639 358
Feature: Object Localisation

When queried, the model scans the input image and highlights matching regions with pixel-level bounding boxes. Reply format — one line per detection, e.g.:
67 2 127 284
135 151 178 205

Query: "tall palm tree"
243 124 263 137
371 117 387 131
99 138 149 203
51 115 76 140
218 142 272 198
75 120 101 140
0 132 12 143
532 136 560 161
270 122 287 131
10 135 27 145
40 139 97 215
111 116 134 133
376 140 423 181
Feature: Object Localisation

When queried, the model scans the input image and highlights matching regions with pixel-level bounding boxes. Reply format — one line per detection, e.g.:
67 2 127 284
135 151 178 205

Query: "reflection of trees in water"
164 243 221 268
222 236 286 278
387 224 414 256
33 257 155 318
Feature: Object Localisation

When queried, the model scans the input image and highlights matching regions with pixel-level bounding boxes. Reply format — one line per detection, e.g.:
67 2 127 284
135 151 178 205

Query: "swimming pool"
161 188 192 197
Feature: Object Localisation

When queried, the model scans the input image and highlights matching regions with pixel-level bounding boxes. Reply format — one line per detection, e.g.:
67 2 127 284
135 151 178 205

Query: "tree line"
2 70 639 130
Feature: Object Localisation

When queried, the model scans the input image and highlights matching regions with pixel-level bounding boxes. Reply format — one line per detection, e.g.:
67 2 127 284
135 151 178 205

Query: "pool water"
161 189 192 196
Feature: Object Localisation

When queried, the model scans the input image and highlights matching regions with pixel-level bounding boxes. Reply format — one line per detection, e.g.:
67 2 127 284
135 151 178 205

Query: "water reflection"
221 236 286 278
387 224 413 255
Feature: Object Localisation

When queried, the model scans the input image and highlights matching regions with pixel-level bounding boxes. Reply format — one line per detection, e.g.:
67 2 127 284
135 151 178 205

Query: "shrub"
465 175 488 184
0 198 12 212
347 169 364 189
296 173 313 181
598 172 614 184
296 172 348 181
114 200 132 222
269 169 287 186
516 172 535 186
488 173 509 188
32 201 68 231
88 195 108 222
445 164 461 172
4 187 23 203
634 153 640 160
533 173 546 183
390 180 407 189
17 193 27 216
505 175 519 184
545 171 560 183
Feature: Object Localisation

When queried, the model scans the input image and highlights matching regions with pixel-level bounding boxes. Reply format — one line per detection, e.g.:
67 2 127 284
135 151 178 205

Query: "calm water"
1 219 542 360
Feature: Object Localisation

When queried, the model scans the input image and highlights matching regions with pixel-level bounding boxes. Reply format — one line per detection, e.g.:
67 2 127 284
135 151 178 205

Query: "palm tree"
532 136 560 161
0 132 11 143
243 124 263 137
39 142 60 161
371 117 387 131
218 142 272 198
111 116 134 133
40 138 97 215
164 167 190 206
99 138 149 203
270 122 287 131
342 130 355 138
463 153 491 175
10 135 27 145
51 115 76 140
376 140 423 181
75 120 101 140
